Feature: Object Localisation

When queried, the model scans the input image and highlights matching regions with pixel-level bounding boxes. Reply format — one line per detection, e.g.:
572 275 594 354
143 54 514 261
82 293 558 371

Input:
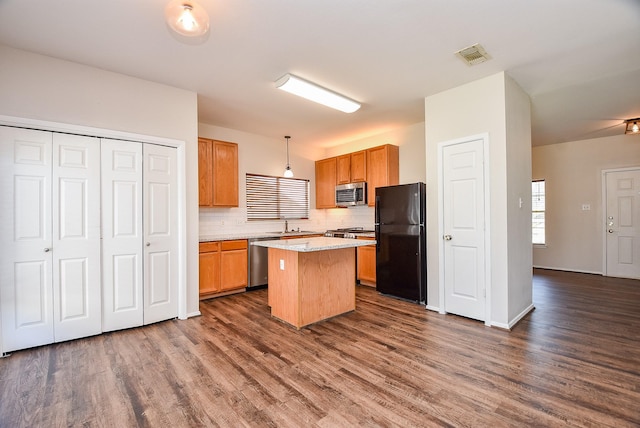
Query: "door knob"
146 242 151 247
608 229 614 234
443 235 452 241
44 248 51 252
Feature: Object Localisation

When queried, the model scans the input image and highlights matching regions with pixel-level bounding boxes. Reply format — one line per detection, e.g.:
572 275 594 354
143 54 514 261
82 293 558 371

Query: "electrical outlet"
279 259 285 270
582 204 591 211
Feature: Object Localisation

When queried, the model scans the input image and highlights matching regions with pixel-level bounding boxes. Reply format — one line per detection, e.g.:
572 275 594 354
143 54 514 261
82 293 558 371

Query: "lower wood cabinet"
357 237 376 286
199 239 248 299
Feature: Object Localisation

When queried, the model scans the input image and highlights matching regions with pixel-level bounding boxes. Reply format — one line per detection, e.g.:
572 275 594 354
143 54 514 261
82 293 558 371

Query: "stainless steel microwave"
335 182 367 207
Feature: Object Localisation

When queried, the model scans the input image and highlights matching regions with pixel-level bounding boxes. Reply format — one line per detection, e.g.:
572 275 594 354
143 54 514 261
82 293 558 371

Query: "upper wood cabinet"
350 150 367 183
336 154 351 184
315 157 337 208
198 138 239 207
336 151 367 184
366 144 399 206
314 145 398 209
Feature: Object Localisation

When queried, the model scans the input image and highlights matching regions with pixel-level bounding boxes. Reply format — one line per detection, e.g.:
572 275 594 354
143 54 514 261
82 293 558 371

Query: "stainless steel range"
324 227 375 239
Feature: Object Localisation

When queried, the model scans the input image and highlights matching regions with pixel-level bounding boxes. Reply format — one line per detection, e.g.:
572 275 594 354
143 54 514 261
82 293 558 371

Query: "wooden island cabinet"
253 237 374 329
199 239 247 299
198 138 238 207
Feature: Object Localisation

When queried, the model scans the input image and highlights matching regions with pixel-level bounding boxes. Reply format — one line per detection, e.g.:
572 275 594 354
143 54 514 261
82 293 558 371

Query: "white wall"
198 124 325 235
425 71 533 328
199 121 426 234
505 76 533 323
324 122 426 184
0 45 201 316
532 133 640 273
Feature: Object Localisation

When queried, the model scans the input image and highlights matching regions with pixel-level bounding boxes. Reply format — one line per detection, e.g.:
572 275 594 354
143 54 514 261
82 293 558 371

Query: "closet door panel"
143 144 178 325
0 126 54 352
52 133 101 342
101 139 144 332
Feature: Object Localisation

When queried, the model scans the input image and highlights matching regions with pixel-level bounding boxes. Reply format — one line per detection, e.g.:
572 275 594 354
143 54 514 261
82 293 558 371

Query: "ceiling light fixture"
283 136 294 177
165 0 210 39
625 118 640 134
275 74 361 113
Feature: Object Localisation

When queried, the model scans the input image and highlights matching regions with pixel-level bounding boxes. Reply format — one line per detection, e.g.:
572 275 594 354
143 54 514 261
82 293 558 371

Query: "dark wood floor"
1 269 639 427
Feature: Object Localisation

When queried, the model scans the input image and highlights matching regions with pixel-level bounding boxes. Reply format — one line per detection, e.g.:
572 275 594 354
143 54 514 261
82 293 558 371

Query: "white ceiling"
1 0 639 148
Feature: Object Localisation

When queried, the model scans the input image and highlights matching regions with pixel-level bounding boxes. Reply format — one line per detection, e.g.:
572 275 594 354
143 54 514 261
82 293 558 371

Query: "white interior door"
605 168 640 279
101 139 144 331
0 127 54 352
143 144 178 325
51 133 102 342
442 138 486 321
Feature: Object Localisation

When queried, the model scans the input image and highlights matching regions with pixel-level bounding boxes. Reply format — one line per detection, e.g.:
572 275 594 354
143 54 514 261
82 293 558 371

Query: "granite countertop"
251 236 376 252
199 230 325 242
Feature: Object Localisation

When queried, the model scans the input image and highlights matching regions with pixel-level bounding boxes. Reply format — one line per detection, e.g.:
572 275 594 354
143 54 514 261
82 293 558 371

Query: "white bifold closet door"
0 127 101 352
101 139 178 330
101 140 144 331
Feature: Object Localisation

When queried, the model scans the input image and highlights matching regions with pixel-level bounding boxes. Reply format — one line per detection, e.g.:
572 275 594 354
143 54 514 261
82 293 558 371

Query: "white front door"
143 144 178 325
101 139 144 331
605 168 640 279
0 127 55 351
441 137 486 322
51 133 102 342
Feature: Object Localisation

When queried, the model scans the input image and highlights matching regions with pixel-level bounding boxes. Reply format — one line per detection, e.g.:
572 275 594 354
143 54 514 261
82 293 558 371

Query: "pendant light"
165 0 210 42
283 136 294 177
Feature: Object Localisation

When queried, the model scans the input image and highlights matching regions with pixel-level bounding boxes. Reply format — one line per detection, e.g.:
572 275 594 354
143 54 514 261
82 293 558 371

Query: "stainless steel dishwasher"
247 237 273 288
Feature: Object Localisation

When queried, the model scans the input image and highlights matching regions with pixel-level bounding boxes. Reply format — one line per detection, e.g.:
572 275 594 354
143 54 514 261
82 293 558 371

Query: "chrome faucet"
284 220 289 233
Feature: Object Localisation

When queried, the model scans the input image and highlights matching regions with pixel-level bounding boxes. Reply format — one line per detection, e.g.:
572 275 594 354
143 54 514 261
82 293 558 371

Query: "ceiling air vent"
455 44 491 66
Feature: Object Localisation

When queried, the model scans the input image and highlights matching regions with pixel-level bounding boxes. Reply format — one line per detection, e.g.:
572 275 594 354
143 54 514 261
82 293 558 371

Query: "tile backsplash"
199 205 375 236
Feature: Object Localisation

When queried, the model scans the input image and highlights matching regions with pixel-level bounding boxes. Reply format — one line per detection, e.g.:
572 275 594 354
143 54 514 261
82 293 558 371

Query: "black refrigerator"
375 182 427 304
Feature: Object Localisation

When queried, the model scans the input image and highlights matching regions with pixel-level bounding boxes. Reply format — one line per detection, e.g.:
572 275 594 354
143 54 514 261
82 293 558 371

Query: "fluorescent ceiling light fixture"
275 74 361 113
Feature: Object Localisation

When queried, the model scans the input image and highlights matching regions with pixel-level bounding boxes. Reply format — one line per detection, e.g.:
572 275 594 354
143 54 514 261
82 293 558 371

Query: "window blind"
246 173 309 220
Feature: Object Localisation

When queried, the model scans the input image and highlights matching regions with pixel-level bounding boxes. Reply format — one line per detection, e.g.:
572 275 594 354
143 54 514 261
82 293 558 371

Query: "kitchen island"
252 237 375 329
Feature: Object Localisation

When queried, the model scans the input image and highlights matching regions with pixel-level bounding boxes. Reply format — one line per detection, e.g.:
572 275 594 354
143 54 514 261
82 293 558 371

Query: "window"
532 180 545 245
246 173 309 220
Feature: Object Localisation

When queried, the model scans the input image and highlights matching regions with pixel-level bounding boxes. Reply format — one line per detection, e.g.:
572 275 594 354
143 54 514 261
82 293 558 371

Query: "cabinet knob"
44 247 51 252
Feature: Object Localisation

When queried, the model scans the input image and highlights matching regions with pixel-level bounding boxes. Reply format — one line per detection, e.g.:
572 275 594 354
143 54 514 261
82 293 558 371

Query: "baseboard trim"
533 265 602 276
489 304 535 330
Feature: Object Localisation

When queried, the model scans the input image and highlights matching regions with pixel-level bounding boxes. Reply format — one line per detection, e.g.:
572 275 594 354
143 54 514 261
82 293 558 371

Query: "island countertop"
251 236 375 252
